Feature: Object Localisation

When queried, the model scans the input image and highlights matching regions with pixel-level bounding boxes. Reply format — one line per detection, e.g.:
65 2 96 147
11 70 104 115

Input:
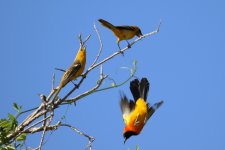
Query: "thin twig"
23 121 61 134
46 90 56 102
23 116 51 133
94 61 137 92
91 23 103 66
107 76 117 85
52 73 55 91
13 103 45 135
100 65 103 78
38 102 47 150
36 107 54 150
78 34 91 47
38 123 47 150
12 115 51 143
64 66 107 103
60 123 95 150
83 35 91 46
15 106 38 119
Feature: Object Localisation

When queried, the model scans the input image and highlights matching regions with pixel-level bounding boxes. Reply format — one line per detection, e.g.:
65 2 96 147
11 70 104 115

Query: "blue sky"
1 0 225 149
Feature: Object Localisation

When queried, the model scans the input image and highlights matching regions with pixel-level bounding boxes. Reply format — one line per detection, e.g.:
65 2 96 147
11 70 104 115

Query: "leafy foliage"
0 103 26 149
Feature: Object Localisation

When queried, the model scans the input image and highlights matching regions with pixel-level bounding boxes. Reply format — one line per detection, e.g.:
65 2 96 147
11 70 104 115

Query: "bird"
98 19 143 50
120 78 163 143
53 46 86 101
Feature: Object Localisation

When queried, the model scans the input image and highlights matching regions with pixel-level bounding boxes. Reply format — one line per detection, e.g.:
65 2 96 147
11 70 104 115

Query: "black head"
123 131 138 143
136 27 143 37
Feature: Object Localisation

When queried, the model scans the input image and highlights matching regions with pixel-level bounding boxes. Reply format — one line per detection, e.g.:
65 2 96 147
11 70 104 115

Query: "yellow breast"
123 98 148 133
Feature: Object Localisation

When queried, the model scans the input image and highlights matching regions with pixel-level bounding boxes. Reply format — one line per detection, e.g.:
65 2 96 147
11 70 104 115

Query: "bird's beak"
124 138 127 144
137 32 143 37
136 29 143 37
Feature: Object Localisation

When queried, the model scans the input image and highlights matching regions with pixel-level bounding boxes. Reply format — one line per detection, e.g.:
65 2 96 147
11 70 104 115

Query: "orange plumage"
120 78 163 143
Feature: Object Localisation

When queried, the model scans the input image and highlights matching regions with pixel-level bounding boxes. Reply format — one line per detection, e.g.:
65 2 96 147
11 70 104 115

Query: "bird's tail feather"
98 19 115 30
139 78 149 101
130 78 149 101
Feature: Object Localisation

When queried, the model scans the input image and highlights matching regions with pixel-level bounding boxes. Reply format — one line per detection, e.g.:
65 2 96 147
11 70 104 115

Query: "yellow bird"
53 46 86 101
120 78 163 143
98 19 143 50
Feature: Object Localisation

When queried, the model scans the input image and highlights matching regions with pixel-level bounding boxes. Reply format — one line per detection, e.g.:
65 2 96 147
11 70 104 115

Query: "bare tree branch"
82 34 92 46
24 116 51 134
23 121 61 134
5 21 162 149
51 73 55 91
60 123 95 150
37 110 47 150
64 65 107 103
91 23 103 66
21 121 94 150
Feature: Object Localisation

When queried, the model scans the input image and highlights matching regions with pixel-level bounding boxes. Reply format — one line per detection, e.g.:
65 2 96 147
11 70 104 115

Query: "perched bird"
98 19 143 50
53 46 86 101
120 78 163 143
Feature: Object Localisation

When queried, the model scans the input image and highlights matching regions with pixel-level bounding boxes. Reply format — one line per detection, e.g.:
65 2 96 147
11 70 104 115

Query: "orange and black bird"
120 78 163 143
98 19 143 50
53 45 86 101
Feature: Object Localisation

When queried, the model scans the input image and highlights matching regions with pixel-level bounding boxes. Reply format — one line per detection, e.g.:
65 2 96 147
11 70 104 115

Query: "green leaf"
0 119 10 128
16 133 27 141
7 114 17 130
7 114 15 122
0 119 10 144
0 145 16 150
111 83 115 87
13 103 19 112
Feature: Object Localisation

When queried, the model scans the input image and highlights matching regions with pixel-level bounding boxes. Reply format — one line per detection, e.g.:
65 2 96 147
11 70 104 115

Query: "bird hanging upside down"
120 78 163 143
